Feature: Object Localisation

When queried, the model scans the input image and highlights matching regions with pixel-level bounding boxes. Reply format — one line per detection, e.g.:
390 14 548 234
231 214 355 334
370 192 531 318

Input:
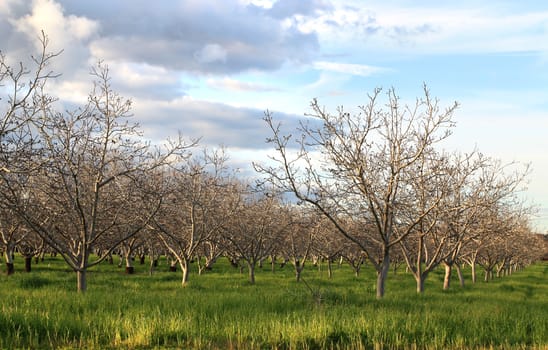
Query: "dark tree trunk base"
125 266 135 274
169 266 177 272
25 257 32 272
6 263 14 275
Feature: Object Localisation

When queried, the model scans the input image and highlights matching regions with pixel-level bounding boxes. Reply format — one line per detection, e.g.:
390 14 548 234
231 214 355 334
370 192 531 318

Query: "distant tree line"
1 34 545 295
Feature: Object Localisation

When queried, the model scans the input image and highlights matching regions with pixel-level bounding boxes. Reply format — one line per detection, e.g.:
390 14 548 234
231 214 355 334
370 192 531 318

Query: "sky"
1 0 548 231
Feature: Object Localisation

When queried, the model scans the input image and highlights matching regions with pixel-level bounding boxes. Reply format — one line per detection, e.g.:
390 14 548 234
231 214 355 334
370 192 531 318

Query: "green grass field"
0 256 546 349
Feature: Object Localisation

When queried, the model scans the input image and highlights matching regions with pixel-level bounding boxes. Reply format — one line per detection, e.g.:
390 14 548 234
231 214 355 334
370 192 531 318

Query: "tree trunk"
456 264 465 288
376 253 390 299
77 270 87 293
471 261 477 284
496 263 506 278
4 250 14 275
295 266 302 282
415 269 428 294
270 255 276 273
248 262 256 284
149 257 158 276
24 256 32 272
125 255 134 274
180 258 190 286
484 268 493 282
443 262 452 290
125 250 135 275
169 259 177 272
327 259 333 279
6 262 14 275
416 275 425 293
181 266 189 286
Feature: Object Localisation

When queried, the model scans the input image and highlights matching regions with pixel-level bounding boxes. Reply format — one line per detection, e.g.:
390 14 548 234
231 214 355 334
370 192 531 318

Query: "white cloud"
238 0 275 8
12 0 98 52
299 1 548 56
313 61 387 77
206 77 281 92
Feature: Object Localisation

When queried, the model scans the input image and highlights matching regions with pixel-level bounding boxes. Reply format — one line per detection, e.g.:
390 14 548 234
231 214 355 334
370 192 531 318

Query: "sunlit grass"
0 256 546 349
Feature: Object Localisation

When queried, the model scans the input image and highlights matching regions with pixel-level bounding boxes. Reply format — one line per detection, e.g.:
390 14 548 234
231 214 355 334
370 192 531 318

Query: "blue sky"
2 0 548 230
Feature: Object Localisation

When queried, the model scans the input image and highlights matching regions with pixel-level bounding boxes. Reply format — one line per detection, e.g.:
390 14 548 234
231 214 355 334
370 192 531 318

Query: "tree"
17 229 45 272
459 159 531 284
7 62 194 292
312 216 345 279
118 230 148 274
340 239 367 278
195 239 224 275
398 151 486 292
152 149 239 286
278 208 317 282
0 210 23 275
0 33 60 275
256 86 457 298
220 191 288 284
0 32 60 173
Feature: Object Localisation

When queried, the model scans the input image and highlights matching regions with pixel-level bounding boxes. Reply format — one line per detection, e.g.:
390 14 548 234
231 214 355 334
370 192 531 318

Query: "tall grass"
0 256 546 349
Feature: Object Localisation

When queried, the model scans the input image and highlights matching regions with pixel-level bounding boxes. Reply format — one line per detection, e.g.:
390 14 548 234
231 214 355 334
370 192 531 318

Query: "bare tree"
220 191 288 284
256 86 457 298
340 239 367 278
118 231 148 274
0 32 60 173
195 240 224 275
312 217 345 279
8 62 194 292
0 33 61 275
397 151 488 292
278 208 317 282
0 210 24 274
474 203 531 282
151 149 239 286
458 159 531 285
17 229 45 272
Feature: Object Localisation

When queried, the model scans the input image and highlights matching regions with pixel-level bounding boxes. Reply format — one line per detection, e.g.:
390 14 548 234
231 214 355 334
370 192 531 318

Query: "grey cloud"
1 0 323 152
135 98 310 150
268 0 333 19
112 78 188 101
57 0 323 75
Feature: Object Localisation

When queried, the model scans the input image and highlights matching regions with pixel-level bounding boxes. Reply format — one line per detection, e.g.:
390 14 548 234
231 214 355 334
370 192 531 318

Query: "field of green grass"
0 255 546 349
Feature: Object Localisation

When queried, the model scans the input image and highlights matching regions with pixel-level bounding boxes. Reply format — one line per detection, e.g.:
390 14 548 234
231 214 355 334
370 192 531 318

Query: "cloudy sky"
2 0 548 230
